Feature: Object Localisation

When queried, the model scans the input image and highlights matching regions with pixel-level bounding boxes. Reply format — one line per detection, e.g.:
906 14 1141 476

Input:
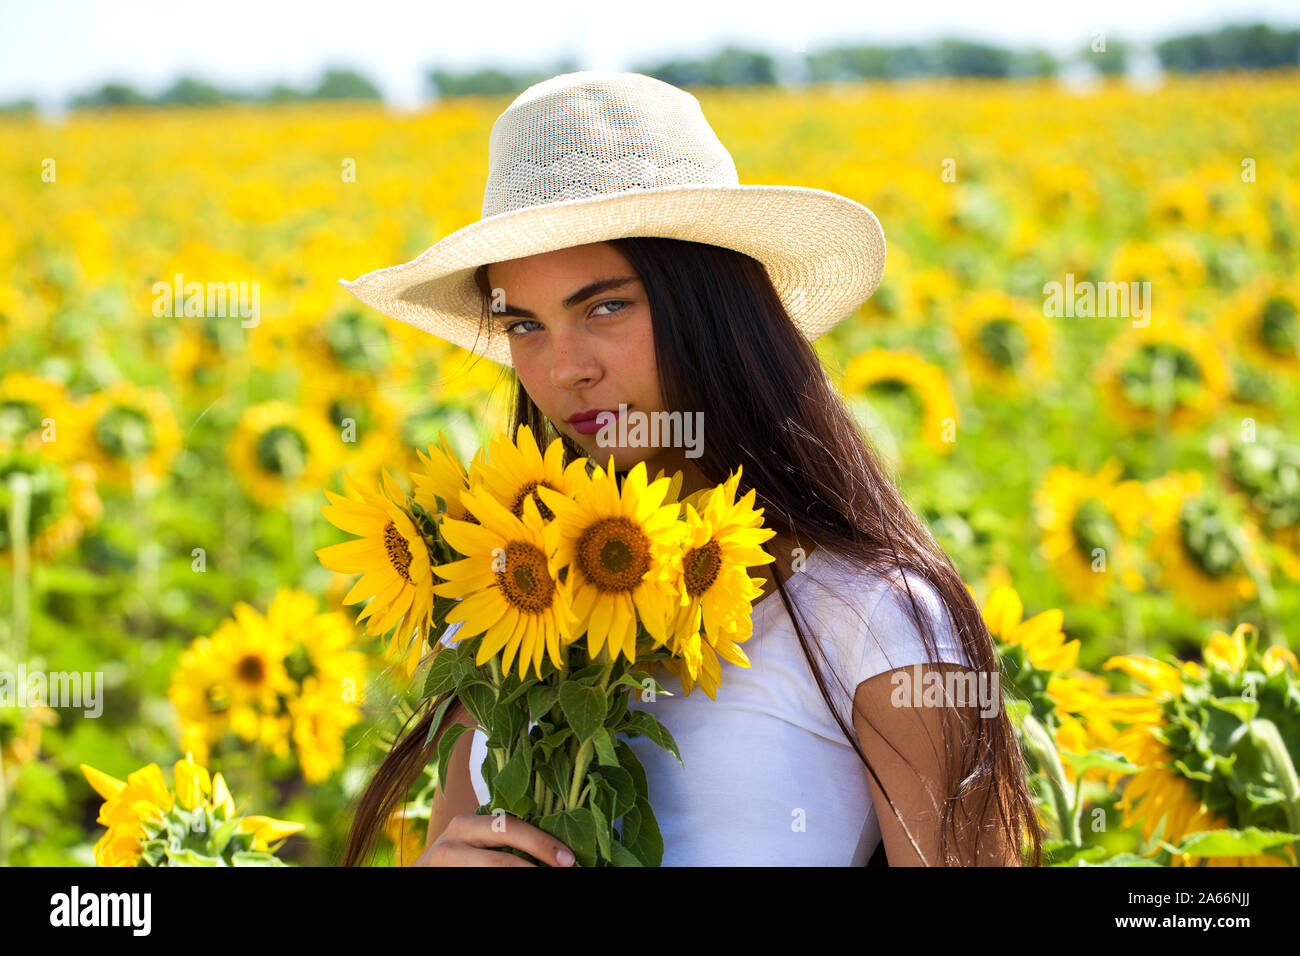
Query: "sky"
2 0 1297 108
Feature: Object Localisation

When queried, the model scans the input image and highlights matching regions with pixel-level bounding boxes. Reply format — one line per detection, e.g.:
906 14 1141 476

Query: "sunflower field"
2 68 1298 866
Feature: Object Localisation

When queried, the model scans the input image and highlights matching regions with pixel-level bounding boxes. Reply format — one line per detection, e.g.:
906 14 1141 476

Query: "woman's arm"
852 662 1020 866
425 699 483 848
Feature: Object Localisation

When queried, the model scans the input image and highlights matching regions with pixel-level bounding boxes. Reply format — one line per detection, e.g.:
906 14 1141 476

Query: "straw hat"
339 70 886 368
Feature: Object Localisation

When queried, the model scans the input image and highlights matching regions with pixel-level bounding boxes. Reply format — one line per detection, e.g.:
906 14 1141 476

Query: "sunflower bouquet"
317 425 777 865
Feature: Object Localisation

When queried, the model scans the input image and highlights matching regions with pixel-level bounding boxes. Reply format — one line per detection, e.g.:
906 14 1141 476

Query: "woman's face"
485 242 687 480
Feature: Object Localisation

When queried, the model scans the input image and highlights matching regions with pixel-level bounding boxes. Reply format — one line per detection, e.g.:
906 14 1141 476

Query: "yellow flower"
0 371 82 461
1096 320 1230 432
981 585 1079 673
1143 471 1258 618
658 466 776 700
951 289 1053 393
468 424 587 524
317 469 436 677
80 380 181 486
1203 622 1252 673
411 430 477 521
841 348 959 455
237 814 305 853
432 482 577 680
228 400 342 506
80 761 173 867
536 456 688 667
1032 459 1148 604
1215 276 1300 374
0 454 102 565
385 806 427 866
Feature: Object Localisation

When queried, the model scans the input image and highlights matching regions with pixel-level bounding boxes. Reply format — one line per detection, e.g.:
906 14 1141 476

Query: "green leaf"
1059 748 1141 777
166 847 222 866
589 783 614 861
487 698 527 751
491 737 534 817
424 692 457 749
622 710 682 765
538 749 572 806
434 723 470 793
1209 695 1259 724
1076 853 1163 867
612 670 673 700
209 817 241 856
534 726 573 760
559 682 607 744
608 841 644 866
231 850 287 866
423 648 461 699
622 797 663 866
589 765 637 820
534 809 598 868
459 680 498 727
592 727 619 767
615 740 651 801
1163 826 1300 858
527 683 560 723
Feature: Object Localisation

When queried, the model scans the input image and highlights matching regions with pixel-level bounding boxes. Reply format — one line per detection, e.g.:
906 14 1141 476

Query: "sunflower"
1215 276 1300 375
841 348 959 455
80 380 181 486
0 452 102 564
951 290 1053 393
227 400 343 506
0 371 82 461
1144 470 1258 618
535 456 688 667
431 483 577 681
1096 319 1230 431
80 761 173 867
468 424 589 524
316 469 436 677
1107 236 1206 295
1103 624 1299 866
1032 459 1148 604
302 380 404 487
411 430 477 521
656 466 776 699
168 602 297 763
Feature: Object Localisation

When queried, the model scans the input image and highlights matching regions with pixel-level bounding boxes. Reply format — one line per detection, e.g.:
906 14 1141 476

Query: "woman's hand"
412 811 577 867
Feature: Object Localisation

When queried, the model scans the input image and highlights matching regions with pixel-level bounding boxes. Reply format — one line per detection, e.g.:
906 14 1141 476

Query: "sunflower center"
328 398 372 434
383 520 414 582
976 317 1029 369
255 424 309 477
578 517 652 592
327 310 391 371
512 480 557 522
1258 295 1298 357
1177 497 1244 578
495 540 555 613
0 458 63 551
236 654 266 685
95 405 156 460
284 644 317 683
1071 496 1117 559
0 400 43 442
682 539 722 597
1119 343 1203 411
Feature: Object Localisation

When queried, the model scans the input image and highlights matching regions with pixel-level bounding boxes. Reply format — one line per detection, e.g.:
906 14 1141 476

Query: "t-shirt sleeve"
438 618 466 649
853 573 972 688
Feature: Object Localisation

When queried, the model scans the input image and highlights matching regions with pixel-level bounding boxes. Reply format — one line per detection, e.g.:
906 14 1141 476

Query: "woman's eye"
591 299 628 317
505 318 541 336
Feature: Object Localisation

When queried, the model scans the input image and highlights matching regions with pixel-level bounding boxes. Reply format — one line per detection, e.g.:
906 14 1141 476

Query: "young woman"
337 71 1043 867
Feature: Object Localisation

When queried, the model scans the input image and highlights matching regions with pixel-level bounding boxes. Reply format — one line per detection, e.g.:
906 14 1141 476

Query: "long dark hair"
339 235 1044 867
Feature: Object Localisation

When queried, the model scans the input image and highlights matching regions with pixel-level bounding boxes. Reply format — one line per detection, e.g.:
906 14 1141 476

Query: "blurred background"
1 1 1298 867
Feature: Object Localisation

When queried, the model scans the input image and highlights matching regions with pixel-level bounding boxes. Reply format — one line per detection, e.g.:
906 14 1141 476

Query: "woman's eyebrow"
494 276 639 318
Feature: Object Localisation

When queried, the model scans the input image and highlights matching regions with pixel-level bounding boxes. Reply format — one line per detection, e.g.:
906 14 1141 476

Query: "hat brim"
339 182 886 368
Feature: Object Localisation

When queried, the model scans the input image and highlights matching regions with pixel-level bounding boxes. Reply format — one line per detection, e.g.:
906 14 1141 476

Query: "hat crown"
481 71 740 219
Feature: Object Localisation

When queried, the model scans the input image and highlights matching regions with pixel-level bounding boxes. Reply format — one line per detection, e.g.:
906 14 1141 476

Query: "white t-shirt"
439 545 971 866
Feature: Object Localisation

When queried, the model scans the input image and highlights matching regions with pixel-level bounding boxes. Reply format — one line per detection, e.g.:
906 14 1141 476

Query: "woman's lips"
570 407 625 435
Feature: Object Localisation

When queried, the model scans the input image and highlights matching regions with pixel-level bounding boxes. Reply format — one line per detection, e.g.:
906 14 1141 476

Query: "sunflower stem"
1247 719 1300 860
7 470 32 660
